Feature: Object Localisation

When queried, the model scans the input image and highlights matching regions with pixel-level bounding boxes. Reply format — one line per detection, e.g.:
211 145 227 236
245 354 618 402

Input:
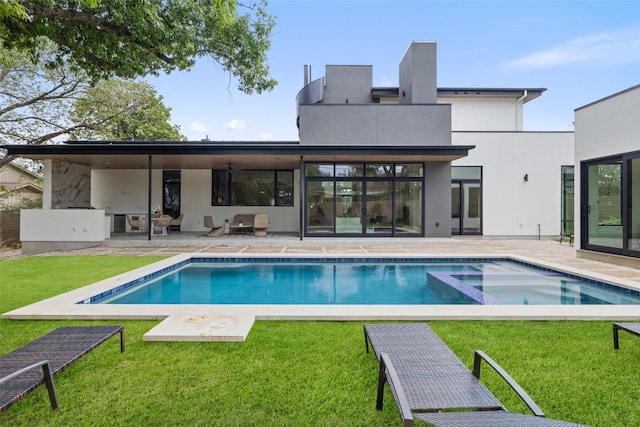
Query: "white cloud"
225 119 247 130
377 76 396 86
504 28 640 70
189 121 210 133
258 132 273 141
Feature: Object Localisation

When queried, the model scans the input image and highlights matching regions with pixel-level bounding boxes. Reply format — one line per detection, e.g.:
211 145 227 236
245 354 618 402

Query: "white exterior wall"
443 98 522 131
453 132 574 236
574 85 640 248
575 86 640 162
91 169 300 233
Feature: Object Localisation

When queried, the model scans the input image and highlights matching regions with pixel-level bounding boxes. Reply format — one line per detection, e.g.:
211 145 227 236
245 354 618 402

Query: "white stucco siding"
575 85 640 163
453 132 574 236
91 169 162 215
443 98 521 131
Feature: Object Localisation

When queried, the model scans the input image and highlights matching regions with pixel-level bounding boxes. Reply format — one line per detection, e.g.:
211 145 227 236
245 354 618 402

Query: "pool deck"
2 234 639 341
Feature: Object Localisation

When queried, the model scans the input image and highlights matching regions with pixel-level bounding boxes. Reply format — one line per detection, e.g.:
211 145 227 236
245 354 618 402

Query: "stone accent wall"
52 161 91 208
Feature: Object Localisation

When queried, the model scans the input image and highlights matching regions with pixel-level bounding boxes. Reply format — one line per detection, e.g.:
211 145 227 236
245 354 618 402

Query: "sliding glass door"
581 151 639 257
304 162 423 237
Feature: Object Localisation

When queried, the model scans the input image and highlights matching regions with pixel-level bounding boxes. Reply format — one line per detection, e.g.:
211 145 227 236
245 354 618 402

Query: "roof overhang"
3 142 474 170
372 87 546 104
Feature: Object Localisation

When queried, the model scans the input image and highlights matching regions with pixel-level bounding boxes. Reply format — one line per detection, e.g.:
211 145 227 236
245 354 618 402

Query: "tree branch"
25 4 175 66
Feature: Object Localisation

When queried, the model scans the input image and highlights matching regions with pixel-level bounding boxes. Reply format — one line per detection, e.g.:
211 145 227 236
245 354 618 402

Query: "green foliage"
0 38 92 167
0 38 185 168
1 0 277 94
71 79 185 141
0 193 42 214
1 256 638 426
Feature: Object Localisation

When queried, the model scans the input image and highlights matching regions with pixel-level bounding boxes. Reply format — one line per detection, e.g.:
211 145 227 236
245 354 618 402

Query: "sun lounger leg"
42 362 59 410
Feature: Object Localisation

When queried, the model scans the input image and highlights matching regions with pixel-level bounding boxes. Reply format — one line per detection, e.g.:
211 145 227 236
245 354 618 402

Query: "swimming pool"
90 258 640 306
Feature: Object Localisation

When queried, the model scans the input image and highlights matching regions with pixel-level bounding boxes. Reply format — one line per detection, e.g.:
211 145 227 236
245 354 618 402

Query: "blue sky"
146 0 640 141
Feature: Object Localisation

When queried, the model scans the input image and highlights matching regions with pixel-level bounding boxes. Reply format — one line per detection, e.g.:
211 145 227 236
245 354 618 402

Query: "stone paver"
2 234 639 284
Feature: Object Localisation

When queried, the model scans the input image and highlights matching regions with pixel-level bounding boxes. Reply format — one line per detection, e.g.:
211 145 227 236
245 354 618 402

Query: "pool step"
143 314 255 342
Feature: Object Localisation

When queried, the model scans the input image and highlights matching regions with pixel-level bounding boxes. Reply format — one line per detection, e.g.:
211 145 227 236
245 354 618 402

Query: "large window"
212 170 293 206
304 162 423 236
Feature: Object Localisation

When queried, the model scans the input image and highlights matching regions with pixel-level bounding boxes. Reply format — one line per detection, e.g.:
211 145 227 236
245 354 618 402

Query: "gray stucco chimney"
399 41 437 104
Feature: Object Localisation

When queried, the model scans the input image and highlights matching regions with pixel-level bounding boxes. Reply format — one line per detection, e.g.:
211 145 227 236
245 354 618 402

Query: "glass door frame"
303 162 425 237
451 179 483 235
580 151 640 258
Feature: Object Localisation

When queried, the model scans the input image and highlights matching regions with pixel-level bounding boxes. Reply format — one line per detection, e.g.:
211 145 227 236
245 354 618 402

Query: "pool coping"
3 252 639 322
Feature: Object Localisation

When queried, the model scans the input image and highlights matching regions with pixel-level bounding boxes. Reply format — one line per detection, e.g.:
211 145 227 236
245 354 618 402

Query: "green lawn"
0 256 638 426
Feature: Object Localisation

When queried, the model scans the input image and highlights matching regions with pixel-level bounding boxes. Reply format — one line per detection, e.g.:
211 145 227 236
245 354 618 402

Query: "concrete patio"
3 233 639 283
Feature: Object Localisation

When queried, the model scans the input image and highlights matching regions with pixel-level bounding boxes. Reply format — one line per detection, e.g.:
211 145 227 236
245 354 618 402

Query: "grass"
1 256 639 426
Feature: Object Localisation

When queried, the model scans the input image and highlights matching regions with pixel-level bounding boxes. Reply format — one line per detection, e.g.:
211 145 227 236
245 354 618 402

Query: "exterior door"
451 180 482 235
335 181 362 234
583 161 623 249
365 181 393 234
162 170 181 219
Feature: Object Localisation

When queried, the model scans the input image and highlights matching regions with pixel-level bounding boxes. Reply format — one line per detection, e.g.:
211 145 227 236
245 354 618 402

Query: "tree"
0 0 277 94
0 39 93 169
0 39 185 170
71 79 185 141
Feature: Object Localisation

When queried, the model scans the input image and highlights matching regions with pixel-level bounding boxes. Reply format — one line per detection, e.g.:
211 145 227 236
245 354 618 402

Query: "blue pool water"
90 258 640 305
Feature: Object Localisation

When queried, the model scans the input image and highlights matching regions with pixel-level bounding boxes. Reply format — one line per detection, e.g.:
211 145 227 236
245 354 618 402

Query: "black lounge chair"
414 411 590 427
613 322 640 349
0 325 124 412
364 323 588 427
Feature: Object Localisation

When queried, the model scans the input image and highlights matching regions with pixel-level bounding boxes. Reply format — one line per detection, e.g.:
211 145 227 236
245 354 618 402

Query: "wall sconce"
523 174 529 182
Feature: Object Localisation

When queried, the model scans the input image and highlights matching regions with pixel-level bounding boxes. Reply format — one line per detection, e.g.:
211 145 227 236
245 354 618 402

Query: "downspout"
515 90 527 131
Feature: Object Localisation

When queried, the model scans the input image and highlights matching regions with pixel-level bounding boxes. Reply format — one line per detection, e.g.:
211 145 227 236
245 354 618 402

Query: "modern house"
3 40 634 262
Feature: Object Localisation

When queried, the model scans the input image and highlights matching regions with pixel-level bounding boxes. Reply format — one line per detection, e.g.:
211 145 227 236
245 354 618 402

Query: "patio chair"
0 325 124 412
127 215 145 236
613 322 640 349
253 214 269 237
154 214 172 235
204 215 223 237
169 214 184 232
364 323 588 427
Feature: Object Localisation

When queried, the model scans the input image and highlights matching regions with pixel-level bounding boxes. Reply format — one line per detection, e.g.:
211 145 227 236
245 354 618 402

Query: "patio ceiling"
2 142 475 170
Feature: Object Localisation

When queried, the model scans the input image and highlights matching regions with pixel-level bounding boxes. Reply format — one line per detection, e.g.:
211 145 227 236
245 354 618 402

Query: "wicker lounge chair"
414 411 590 427
0 325 124 412
613 322 640 349
364 323 588 427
